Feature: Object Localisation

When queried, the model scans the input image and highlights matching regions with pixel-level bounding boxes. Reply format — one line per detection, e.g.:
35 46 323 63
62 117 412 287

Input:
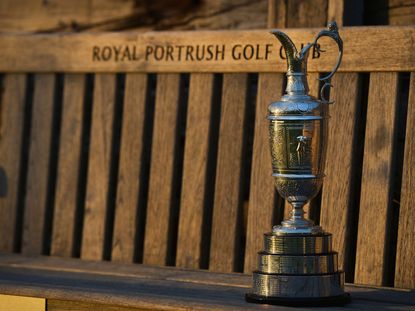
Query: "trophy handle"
312 21 343 104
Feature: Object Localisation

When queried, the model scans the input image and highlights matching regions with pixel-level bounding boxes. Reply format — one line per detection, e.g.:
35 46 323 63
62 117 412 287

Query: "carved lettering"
206 45 214 61
196 45 205 61
243 44 254 60
101 47 111 61
312 43 321 59
166 45 174 61
121 46 131 61
215 45 225 60
91 42 321 63
113 46 121 61
232 45 242 60
154 45 164 61
186 45 194 61
145 45 153 61
93 46 101 61
265 44 272 60
177 45 185 61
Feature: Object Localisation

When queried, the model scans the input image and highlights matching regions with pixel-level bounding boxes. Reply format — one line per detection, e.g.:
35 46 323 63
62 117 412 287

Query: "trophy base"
246 232 350 306
245 292 351 307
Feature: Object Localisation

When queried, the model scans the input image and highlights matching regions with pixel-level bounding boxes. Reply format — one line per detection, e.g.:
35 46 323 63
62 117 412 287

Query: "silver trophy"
246 22 351 306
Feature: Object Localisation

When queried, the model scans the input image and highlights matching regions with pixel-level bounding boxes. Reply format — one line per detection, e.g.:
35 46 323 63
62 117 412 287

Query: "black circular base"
245 292 351 307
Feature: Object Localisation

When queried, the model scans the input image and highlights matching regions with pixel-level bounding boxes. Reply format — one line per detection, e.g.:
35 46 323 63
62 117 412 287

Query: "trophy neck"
285 72 309 95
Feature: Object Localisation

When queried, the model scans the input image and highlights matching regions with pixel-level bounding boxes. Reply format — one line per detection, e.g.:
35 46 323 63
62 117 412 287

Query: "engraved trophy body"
246 22 351 306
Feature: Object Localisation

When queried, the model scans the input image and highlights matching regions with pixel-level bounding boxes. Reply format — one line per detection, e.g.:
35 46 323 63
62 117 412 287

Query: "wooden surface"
0 27 414 73
81 74 117 260
0 0 267 33
0 294 45 311
320 73 361 277
21 74 55 256
209 74 248 272
143 74 181 266
395 72 415 289
0 74 26 252
286 0 327 28
176 73 215 269
0 25 414 292
51 74 86 257
111 74 147 263
328 0 345 26
0 254 414 311
355 73 399 286
243 73 283 273
0 0 144 32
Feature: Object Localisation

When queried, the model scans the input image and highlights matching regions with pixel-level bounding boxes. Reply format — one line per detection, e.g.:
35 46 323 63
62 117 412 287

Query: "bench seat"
0 253 414 311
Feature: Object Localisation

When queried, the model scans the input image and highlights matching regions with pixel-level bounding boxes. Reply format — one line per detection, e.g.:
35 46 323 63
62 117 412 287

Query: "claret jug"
246 22 351 307
269 22 342 235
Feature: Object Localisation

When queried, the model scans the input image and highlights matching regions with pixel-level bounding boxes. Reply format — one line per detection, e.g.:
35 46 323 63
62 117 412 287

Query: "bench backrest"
0 26 414 289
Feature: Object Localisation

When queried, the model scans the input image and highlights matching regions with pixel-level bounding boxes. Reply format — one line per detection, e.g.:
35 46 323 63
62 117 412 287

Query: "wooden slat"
243 73 283 273
0 74 26 252
0 294 45 311
355 72 399 286
143 73 181 266
51 74 85 257
267 0 286 28
0 27 414 73
328 0 345 24
395 72 415 288
21 74 55 255
176 73 214 269
283 73 321 221
209 73 248 273
111 73 147 263
81 74 116 260
286 0 327 28
320 73 360 273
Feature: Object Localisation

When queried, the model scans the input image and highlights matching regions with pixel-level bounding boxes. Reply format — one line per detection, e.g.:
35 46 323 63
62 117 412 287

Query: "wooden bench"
0 26 414 310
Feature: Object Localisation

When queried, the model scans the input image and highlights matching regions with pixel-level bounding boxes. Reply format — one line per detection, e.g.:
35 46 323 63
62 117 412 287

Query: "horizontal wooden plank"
0 294 45 311
0 254 414 311
0 26 413 73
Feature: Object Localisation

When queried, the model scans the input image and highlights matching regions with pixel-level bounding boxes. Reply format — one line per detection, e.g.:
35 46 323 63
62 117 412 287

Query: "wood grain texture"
395 72 415 289
283 73 321 221
267 0 287 28
51 74 85 257
143 74 181 266
0 0 267 33
0 0 141 32
286 0 328 28
0 74 26 252
0 254 414 310
320 73 360 273
0 294 45 311
355 72 399 286
0 27 414 73
209 73 248 273
176 73 214 269
81 74 116 260
328 0 344 25
111 74 147 263
21 74 55 256
243 73 283 273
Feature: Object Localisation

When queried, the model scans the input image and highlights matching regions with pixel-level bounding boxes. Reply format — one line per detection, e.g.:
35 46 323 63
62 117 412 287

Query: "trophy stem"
290 201 307 222
273 201 323 235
